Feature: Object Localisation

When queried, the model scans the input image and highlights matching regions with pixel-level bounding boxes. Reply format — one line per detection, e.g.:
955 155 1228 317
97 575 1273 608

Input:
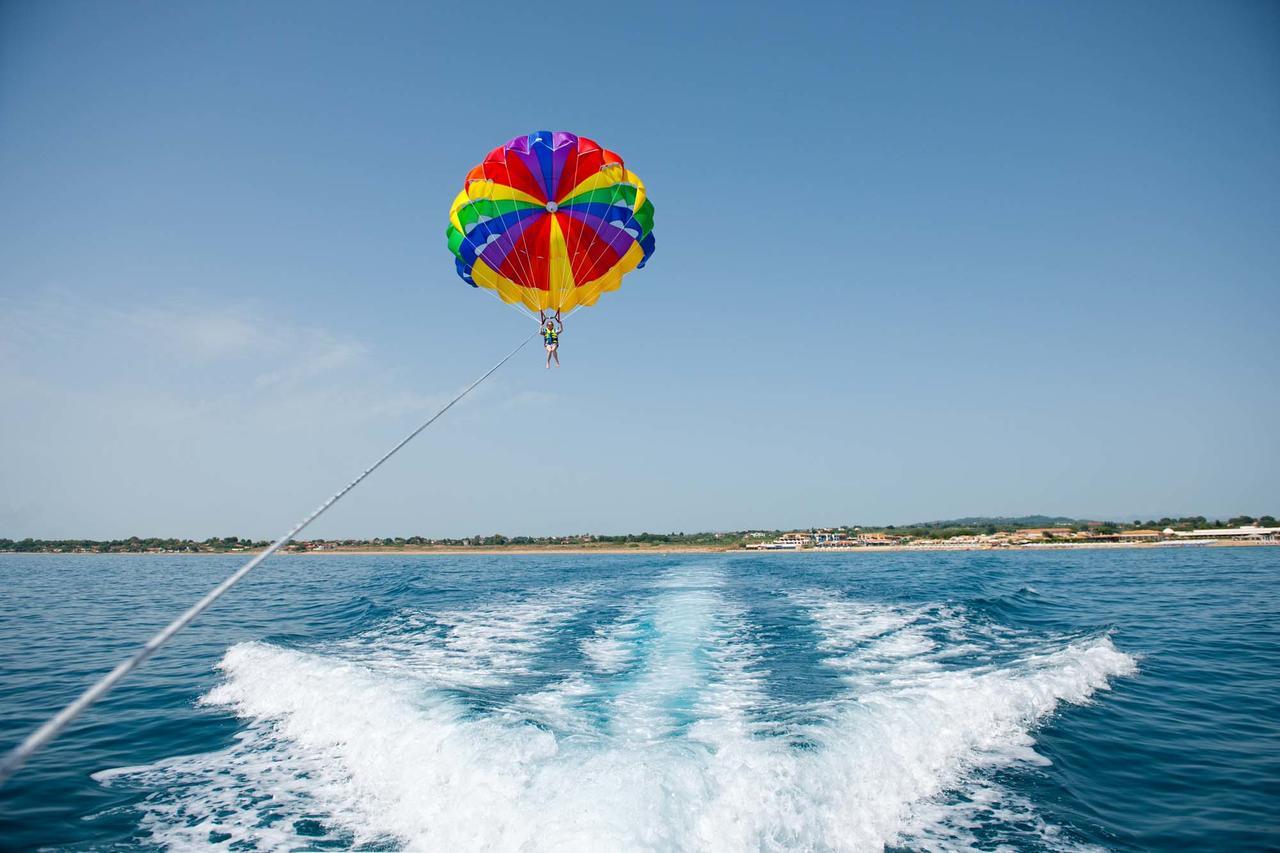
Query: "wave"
98 569 1136 851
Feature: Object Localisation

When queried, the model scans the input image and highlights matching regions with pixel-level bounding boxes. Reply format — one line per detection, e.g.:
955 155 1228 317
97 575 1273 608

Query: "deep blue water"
0 549 1276 850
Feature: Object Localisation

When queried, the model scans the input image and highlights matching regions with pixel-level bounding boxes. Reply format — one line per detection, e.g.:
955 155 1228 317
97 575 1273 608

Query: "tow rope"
0 329 539 787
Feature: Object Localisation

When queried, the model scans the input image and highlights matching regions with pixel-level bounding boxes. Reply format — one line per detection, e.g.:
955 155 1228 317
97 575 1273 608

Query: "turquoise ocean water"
0 549 1276 850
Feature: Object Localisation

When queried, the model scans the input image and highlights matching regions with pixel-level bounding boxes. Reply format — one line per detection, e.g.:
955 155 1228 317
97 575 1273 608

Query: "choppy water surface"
1 549 1276 850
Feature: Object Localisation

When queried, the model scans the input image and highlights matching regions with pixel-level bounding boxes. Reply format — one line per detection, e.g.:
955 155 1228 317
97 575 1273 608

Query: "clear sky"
1 1 1277 539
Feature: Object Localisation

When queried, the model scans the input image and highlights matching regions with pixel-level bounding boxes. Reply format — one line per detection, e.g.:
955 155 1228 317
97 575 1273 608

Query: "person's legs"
545 344 552 368
552 344 560 366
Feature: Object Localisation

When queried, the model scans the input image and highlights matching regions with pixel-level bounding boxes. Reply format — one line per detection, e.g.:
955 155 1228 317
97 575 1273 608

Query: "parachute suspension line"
562 146 601 314
555 137 577 314
0 328 541 789
465 181 526 323
560 133 583 311
465 204 537 325
466 176 539 323
565 158 614 312
561 140 603 314
562 162 635 320
489 145 542 317
476 273 542 325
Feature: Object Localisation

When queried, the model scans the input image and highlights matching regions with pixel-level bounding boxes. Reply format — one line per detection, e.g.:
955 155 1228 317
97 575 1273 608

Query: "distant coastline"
3 515 1275 556
2 540 1275 557
287 540 1276 555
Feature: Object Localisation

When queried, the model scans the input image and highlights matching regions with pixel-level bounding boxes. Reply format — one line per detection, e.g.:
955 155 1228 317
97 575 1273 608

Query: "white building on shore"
745 532 814 550
1164 525 1279 541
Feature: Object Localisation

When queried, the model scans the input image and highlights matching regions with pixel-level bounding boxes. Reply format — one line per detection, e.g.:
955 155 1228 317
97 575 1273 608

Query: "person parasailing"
445 130 656 366
540 311 562 368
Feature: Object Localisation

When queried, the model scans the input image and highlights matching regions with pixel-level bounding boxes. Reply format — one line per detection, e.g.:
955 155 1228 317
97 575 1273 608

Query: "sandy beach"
273 540 1277 556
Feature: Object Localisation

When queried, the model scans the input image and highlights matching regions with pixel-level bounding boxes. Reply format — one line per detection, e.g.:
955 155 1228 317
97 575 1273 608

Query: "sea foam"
99 568 1136 851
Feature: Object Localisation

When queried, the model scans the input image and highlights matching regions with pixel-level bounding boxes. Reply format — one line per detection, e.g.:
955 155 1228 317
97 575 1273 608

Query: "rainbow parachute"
447 131 655 315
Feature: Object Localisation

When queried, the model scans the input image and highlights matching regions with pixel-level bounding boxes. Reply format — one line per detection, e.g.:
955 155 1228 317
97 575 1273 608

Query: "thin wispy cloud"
3 287 389 411
0 286 520 536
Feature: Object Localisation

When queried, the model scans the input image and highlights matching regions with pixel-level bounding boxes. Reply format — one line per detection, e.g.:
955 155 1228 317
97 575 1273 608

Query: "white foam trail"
789 591 1137 848
580 610 642 674
796 595 921 648
327 585 595 689
518 567 766 744
102 578 1137 851
607 569 742 744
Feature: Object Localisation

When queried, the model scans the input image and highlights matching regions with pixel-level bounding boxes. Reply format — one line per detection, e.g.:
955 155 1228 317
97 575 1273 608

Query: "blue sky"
1 1 1277 538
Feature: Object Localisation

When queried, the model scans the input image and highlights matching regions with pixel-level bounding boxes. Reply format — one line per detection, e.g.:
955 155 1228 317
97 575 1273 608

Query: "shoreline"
3 540 1274 557
288 540 1277 555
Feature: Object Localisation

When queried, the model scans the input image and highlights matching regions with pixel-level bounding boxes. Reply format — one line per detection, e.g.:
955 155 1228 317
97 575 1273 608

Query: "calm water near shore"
1 549 1276 850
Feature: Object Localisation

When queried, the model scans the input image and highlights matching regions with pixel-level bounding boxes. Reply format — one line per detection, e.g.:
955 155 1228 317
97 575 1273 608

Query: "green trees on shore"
0 537 270 553
1 515 1274 553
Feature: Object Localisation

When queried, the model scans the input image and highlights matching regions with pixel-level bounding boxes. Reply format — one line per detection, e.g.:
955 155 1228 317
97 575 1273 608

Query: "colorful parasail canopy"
447 131 655 316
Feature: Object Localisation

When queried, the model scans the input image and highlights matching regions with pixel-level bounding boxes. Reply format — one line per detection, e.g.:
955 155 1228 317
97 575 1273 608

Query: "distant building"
1017 527 1075 540
745 532 812 550
1165 525 1279 542
1118 529 1161 542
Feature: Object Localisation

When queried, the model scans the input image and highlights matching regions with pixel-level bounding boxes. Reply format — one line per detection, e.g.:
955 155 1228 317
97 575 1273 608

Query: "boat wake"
97 566 1135 851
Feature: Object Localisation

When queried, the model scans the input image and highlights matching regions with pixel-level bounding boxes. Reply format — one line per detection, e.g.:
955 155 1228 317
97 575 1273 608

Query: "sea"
0 548 1276 851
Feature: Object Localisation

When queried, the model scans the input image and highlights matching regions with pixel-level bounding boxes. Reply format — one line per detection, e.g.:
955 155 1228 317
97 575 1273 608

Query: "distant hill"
901 516 1085 529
